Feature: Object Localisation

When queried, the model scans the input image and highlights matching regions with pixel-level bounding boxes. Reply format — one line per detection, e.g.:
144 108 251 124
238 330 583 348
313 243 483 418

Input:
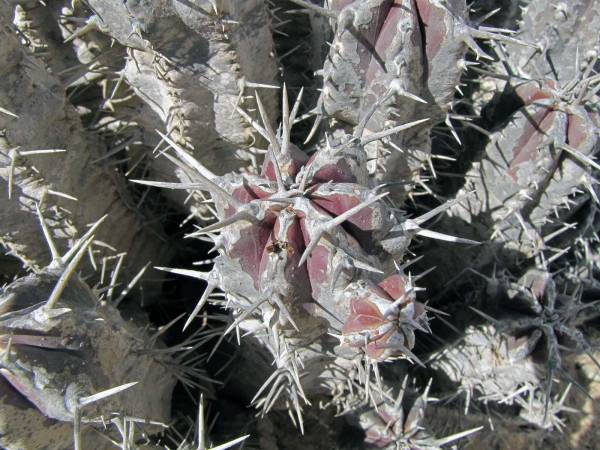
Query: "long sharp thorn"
329 136 359 158
382 288 415 318
281 85 291 157
155 130 217 180
460 33 494 60
230 89 244 119
297 228 323 268
445 114 462 145
292 388 304 435
556 366 600 408
435 427 484 446
372 362 383 396
244 81 280 90
255 93 281 154
469 27 538 49
330 264 344 293
304 114 322 144
424 304 450 316
395 86 427 104
543 369 554 426
416 228 480 245
155 267 210 281
394 375 409 409
79 382 138 406
559 143 600 171
289 87 304 129
35 203 60 261
351 260 383 274
360 119 430 146
272 294 299 332
264 197 295 204
157 151 205 182
376 181 418 190
113 262 151 308
397 255 424 270
0 107 18 118
415 191 476 224
269 146 286 193
183 283 215 331
558 383 573 406
8 149 18 200
326 193 388 231
4 337 12 363
59 215 108 267
547 247 570 264
473 8 500 26
130 180 208 191
251 369 282 404
46 237 94 309
108 253 125 302
210 436 251 450
198 394 205 450
234 104 269 140
298 193 387 267
144 313 185 346
151 157 236 220
224 297 269 335
543 223 577 243
513 210 532 240
355 100 384 140
396 342 426 368
64 20 97 43
586 349 600 371
584 180 600 205
191 211 255 234
73 407 82 450
412 266 436 281
207 328 229 362
262 375 286 413
468 306 503 327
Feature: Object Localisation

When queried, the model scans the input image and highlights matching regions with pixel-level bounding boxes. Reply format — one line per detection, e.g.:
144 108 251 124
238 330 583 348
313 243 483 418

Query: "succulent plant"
134 87 479 431
355 379 482 450
1 0 600 448
0 215 176 449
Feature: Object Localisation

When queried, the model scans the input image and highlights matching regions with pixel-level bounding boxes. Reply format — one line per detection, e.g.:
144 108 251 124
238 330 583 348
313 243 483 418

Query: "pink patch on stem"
305 243 331 300
309 158 358 184
310 192 375 232
230 223 274 290
277 215 313 302
567 110 591 150
342 297 386 334
515 84 554 105
365 1 404 84
261 144 310 181
508 107 556 181
332 0 395 93
231 184 272 204
378 274 407 301
309 191 381 251
0 335 65 349
0 369 50 416
414 0 448 75
365 328 394 359
365 427 393 447
413 301 425 319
